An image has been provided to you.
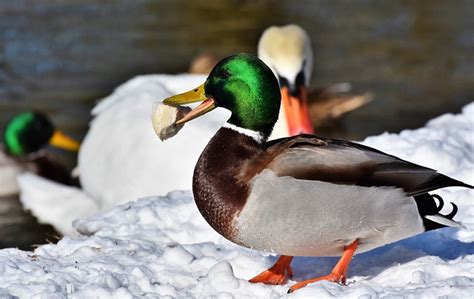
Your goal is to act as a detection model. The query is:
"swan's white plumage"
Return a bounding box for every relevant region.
[18,74,231,235]
[18,173,98,235]
[79,74,230,209]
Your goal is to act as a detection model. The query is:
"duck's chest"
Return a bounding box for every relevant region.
[192,128,263,241]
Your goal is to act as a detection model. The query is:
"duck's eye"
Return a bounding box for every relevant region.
[220,70,230,79]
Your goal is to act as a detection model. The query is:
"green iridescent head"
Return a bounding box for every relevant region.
[3,112,54,156]
[205,54,281,136]
[3,112,80,157]
[163,54,281,139]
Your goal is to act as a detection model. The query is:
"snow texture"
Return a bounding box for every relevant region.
[1,103,473,298]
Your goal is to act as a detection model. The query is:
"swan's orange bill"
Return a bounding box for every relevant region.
[281,86,314,135]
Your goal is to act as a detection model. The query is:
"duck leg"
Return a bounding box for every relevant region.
[249,255,293,285]
[288,239,359,293]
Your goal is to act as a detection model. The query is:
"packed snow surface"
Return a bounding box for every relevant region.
[1,103,473,298]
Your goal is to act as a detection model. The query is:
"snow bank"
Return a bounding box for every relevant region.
[0,103,473,298]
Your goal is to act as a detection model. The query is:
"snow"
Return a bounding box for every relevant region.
[1,103,473,298]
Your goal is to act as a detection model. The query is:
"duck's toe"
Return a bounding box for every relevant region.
[249,269,288,285]
[249,255,293,285]
[287,272,345,293]
[288,239,358,293]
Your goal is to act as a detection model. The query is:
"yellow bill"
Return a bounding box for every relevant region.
[163,83,216,125]
[49,130,80,151]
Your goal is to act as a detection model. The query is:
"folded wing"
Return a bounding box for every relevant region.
[257,135,472,196]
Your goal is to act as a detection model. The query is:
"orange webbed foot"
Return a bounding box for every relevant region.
[249,255,293,285]
[288,239,359,293]
[288,271,346,293]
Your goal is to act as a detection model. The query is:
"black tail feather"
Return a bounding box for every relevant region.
[414,193,460,231]
[431,194,444,211]
[446,202,458,219]
[412,174,474,196]
[435,174,473,189]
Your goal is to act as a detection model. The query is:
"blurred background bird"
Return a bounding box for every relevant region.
[0,111,80,248]
[1,111,79,197]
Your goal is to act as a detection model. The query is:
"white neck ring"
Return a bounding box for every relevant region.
[223,122,265,143]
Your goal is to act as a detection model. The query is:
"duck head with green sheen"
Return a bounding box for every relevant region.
[3,112,80,157]
[163,54,281,139]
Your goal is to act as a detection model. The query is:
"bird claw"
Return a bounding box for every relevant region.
[249,256,293,285]
[249,270,289,285]
[287,272,346,293]
[288,239,358,293]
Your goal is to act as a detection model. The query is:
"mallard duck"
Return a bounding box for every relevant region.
[160,54,473,293]
[1,111,80,197]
